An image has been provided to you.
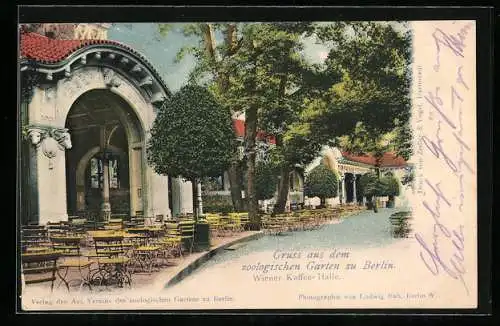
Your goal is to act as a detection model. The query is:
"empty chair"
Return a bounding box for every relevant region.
[46,221,70,237]
[178,220,195,255]
[21,225,50,252]
[21,251,61,292]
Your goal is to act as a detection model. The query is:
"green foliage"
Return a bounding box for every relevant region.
[401,166,415,186]
[359,172,379,198]
[147,85,234,181]
[255,161,279,200]
[158,23,173,36]
[313,21,412,158]
[202,194,234,214]
[304,164,339,201]
[359,171,400,198]
[159,22,413,218]
[380,174,401,197]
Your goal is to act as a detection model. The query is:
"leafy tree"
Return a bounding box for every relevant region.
[160,22,247,213]
[381,172,401,202]
[255,161,279,201]
[234,23,337,214]
[168,22,331,225]
[313,22,412,212]
[359,172,378,199]
[146,85,234,219]
[304,164,339,207]
[359,171,400,208]
[163,21,412,222]
[314,21,412,151]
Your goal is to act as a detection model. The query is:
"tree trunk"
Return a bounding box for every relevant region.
[202,24,216,64]
[373,159,381,213]
[272,70,292,215]
[274,165,291,214]
[228,162,244,211]
[245,104,259,229]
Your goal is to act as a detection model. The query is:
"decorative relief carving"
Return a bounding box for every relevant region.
[60,68,98,101]
[102,67,121,88]
[52,128,72,150]
[24,125,72,169]
[41,137,59,169]
[26,128,46,148]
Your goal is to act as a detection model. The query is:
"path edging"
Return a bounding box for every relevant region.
[164,231,265,288]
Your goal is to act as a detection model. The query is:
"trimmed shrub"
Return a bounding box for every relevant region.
[304,164,339,206]
[202,194,234,214]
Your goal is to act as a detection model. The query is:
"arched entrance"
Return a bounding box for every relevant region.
[65,89,144,219]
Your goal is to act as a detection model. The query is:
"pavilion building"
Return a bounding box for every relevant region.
[19,23,190,225]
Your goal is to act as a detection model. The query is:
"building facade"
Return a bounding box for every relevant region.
[305,146,411,208]
[19,24,192,225]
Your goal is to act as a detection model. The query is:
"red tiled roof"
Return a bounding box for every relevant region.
[19,30,172,96]
[232,119,276,144]
[20,31,124,64]
[233,119,245,138]
[341,151,406,167]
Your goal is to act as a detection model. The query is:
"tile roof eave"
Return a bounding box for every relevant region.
[337,158,374,168]
[20,39,172,98]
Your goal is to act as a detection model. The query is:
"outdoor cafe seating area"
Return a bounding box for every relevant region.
[20,212,255,293]
[20,206,363,293]
[260,205,363,235]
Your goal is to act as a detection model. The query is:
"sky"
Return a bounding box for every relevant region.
[107,23,331,93]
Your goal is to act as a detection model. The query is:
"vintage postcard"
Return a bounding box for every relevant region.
[18,17,479,311]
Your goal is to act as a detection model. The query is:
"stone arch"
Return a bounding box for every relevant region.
[56,66,158,217]
[50,66,154,133]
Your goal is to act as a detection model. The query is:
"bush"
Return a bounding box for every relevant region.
[202,194,234,214]
[380,174,400,201]
[304,164,339,206]
[359,172,378,198]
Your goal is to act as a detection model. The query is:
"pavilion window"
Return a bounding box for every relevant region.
[89,156,120,189]
[90,157,101,189]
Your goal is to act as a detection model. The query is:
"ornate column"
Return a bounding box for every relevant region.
[25,125,72,225]
[352,174,357,204]
[99,149,112,221]
[99,125,112,221]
